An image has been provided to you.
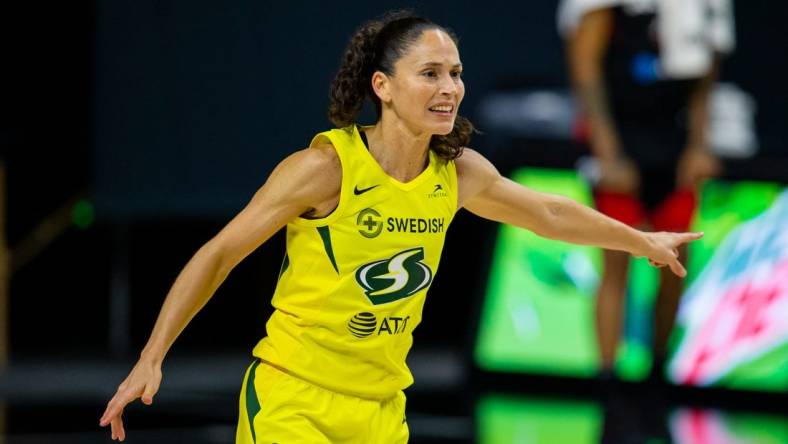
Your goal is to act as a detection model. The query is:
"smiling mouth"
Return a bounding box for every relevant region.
[428,105,454,115]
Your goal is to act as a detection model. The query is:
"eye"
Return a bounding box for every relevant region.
[422,70,438,78]
[451,70,463,79]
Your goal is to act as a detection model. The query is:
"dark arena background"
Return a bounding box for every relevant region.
[2,1,787,443]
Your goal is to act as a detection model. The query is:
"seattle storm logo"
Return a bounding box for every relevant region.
[355,247,433,305]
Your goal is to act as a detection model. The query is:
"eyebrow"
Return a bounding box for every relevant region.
[420,62,463,69]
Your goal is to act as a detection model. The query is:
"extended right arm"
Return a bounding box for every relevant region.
[99,144,341,441]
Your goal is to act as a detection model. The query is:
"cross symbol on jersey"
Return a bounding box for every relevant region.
[362,215,378,231]
[356,208,383,238]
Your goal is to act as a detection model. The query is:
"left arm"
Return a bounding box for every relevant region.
[456,149,701,277]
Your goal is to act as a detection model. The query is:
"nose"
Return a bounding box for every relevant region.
[438,73,457,97]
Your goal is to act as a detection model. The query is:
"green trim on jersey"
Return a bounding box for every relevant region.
[245,359,262,441]
[317,226,339,273]
[277,252,290,281]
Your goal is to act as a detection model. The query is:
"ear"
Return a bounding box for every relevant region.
[371,71,392,104]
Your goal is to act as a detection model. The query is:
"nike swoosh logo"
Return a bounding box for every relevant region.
[354,184,379,195]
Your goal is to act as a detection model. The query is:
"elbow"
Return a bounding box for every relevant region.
[199,239,235,279]
[537,196,571,239]
[546,197,566,219]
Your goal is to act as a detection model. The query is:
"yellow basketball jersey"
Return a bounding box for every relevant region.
[253,124,458,399]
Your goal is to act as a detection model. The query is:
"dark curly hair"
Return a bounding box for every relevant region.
[328,11,476,160]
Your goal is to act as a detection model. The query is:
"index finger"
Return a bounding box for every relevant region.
[679,231,704,243]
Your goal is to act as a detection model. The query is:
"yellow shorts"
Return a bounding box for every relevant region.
[236,359,409,444]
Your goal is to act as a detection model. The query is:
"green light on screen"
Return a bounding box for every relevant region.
[71,199,95,229]
[476,395,601,444]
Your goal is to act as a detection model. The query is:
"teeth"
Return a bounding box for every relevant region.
[430,105,453,112]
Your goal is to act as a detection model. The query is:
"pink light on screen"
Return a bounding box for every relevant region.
[671,409,750,444]
[673,260,788,386]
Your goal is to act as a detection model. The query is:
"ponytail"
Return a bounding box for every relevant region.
[327,20,382,128]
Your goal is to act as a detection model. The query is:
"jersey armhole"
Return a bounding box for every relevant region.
[291,135,349,228]
[447,156,459,214]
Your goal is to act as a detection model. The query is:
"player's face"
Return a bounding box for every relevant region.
[385,29,464,136]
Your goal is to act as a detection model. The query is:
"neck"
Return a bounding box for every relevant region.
[365,118,431,183]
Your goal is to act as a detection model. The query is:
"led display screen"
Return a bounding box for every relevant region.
[474,168,788,391]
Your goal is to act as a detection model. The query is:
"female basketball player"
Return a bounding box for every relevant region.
[100,11,701,443]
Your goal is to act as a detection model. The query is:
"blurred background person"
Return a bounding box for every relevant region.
[559,0,735,441]
[559,0,735,384]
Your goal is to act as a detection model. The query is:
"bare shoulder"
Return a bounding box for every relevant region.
[271,143,341,217]
[281,142,340,184]
[284,143,340,176]
[455,148,502,209]
[455,148,499,178]
[304,143,341,167]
